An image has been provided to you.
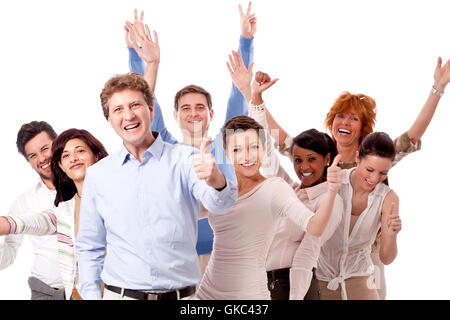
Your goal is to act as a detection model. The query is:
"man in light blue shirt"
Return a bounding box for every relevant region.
[124,3,256,264]
[75,73,237,300]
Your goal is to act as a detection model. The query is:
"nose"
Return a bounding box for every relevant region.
[124,107,136,121]
[70,152,79,163]
[38,152,47,164]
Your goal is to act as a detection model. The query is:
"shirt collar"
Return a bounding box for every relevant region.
[297,180,329,200]
[119,132,164,165]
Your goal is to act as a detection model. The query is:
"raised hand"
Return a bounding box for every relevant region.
[226,50,254,101]
[194,138,226,190]
[239,1,257,39]
[386,202,402,236]
[326,154,343,193]
[126,20,160,65]
[433,56,450,92]
[124,9,145,48]
[252,71,279,95]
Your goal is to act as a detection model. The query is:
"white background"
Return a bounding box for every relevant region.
[0,0,449,299]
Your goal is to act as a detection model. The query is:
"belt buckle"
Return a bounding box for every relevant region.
[144,292,159,300]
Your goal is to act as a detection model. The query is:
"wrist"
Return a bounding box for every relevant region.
[432,82,446,94]
[251,92,263,105]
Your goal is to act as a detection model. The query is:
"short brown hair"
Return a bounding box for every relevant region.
[16,121,57,159]
[222,115,266,148]
[100,73,154,119]
[324,91,377,143]
[174,85,212,111]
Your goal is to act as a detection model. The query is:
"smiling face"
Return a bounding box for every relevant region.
[107,89,154,150]
[175,92,213,139]
[225,129,264,178]
[58,138,97,184]
[354,154,392,191]
[24,131,54,183]
[292,145,330,188]
[332,110,363,149]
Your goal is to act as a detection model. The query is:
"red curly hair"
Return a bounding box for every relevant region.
[324,91,377,143]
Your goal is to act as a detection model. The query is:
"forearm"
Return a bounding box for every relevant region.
[2,212,56,236]
[379,235,398,265]
[407,90,441,144]
[128,47,146,75]
[143,62,159,94]
[196,178,237,215]
[306,190,337,237]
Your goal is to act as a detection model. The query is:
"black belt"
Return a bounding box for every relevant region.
[267,268,290,280]
[104,284,195,300]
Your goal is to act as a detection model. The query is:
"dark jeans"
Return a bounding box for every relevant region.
[267,268,321,300]
[28,276,65,300]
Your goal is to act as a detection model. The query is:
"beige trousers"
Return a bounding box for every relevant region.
[318,276,380,300]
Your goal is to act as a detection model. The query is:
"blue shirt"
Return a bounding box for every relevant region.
[128,36,254,255]
[75,133,237,300]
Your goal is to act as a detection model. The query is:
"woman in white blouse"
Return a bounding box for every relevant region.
[316,131,402,300]
[0,128,108,300]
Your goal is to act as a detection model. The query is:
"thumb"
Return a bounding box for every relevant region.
[330,154,342,167]
[436,56,443,70]
[388,202,395,215]
[200,138,212,155]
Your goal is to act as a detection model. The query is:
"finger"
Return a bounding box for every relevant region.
[139,10,144,23]
[248,62,254,74]
[134,8,138,23]
[255,71,264,83]
[226,61,233,75]
[247,1,252,15]
[261,78,279,90]
[331,154,342,167]
[228,54,236,72]
[153,30,159,45]
[238,4,244,17]
[200,138,212,154]
[145,24,153,42]
[436,56,442,70]
[233,50,242,69]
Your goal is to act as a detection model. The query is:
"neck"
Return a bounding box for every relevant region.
[124,132,156,162]
[236,171,266,195]
[183,134,204,149]
[74,180,83,198]
[42,178,55,191]
[349,169,369,195]
[337,143,359,162]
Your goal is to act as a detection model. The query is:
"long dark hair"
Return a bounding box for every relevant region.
[51,129,108,206]
[358,132,395,185]
[291,129,337,179]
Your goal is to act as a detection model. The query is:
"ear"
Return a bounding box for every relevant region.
[58,161,64,172]
[355,151,360,164]
[173,110,179,122]
[209,108,214,121]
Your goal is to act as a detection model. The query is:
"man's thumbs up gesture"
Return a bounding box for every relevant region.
[194,138,227,190]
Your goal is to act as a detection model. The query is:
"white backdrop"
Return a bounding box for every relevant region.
[0,0,449,299]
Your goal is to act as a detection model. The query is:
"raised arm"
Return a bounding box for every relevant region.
[125,9,146,75]
[406,57,450,144]
[125,9,177,144]
[379,191,401,265]
[222,2,256,126]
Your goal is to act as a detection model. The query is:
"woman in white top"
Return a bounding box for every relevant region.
[317,131,402,300]
[229,65,345,300]
[196,115,343,299]
[0,128,108,300]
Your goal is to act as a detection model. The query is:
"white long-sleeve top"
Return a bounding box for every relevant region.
[316,168,391,299]
[6,197,78,300]
[0,180,63,289]
[249,103,344,299]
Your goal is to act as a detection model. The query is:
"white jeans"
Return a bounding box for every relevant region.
[103,287,199,300]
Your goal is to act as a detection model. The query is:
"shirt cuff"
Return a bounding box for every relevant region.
[128,47,141,61]
[239,35,254,49]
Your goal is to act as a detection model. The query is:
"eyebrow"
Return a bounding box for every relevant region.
[62,145,85,153]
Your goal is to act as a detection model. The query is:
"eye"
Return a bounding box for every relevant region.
[114,107,122,113]
[131,103,140,109]
[308,157,317,162]
[250,145,259,150]
[336,114,345,119]
[29,154,36,160]
[232,147,241,153]
[62,154,69,159]
[366,168,374,173]
[294,158,302,164]
[350,115,360,121]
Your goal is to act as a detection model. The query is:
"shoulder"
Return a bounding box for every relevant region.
[382,189,399,207]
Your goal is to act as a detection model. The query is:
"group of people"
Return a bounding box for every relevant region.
[0,2,449,300]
